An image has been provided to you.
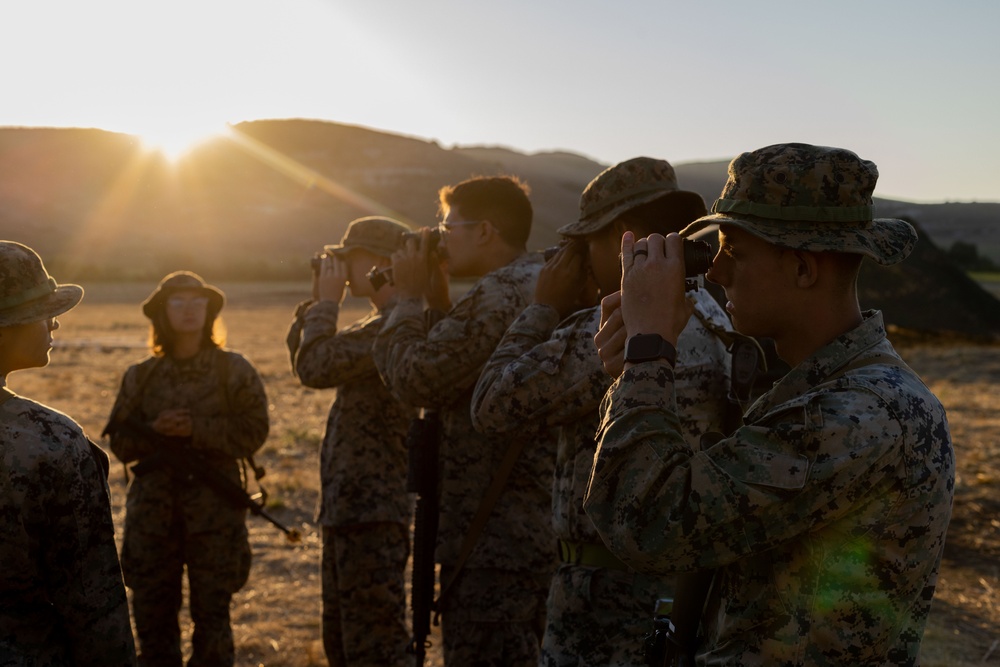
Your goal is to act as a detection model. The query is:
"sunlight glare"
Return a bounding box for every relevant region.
[136,120,231,161]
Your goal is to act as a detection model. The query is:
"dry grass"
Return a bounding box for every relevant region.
[8,282,999,666]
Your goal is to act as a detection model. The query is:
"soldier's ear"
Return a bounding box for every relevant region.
[788,249,820,289]
[477,219,499,246]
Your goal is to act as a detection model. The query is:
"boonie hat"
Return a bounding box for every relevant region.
[558,157,706,237]
[142,271,225,319]
[0,241,83,327]
[325,216,411,257]
[680,143,917,266]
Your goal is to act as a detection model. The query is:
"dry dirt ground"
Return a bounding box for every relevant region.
[8,281,999,666]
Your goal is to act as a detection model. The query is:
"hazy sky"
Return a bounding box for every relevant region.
[3,0,998,203]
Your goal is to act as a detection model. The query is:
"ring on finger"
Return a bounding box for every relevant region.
[633,248,648,257]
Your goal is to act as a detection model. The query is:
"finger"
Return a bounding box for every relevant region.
[646,233,667,259]
[595,304,625,349]
[620,231,635,275]
[599,291,622,326]
[605,317,627,353]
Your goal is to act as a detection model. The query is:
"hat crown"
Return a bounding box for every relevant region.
[580,157,682,222]
[157,271,209,291]
[0,242,56,313]
[714,143,878,222]
[142,270,225,318]
[331,216,411,257]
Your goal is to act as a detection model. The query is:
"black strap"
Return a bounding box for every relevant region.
[435,436,525,610]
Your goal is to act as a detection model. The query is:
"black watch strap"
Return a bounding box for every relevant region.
[624,333,677,366]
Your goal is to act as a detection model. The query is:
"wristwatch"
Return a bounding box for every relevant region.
[624,333,677,366]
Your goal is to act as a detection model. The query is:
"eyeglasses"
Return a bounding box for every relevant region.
[166,296,209,309]
[437,220,483,233]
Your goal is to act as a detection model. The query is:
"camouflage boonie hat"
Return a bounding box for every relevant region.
[680,143,917,266]
[558,157,706,237]
[142,271,225,319]
[0,241,83,327]
[325,216,411,257]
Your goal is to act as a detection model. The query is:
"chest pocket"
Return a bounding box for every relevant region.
[713,399,815,490]
[717,443,809,490]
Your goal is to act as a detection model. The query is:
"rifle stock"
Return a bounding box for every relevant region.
[404,410,441,665]
[111,417,301,543]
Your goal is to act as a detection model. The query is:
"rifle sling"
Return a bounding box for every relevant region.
[435,436,525,610]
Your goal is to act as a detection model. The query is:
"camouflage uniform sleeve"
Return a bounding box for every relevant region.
[46,418,137,664]
[285,298,312,373]
[105,362,155,464]
[373,281,529,408]
[472,304,607,433]
[292,300,382,389]
[583,363,905,575]
[191,351,270,458]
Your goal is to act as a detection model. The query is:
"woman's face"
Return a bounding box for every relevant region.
[164,288,209,335]
[0,317,59,375]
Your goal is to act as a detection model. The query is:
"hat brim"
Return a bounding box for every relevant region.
[326,243,396,258]
[559,190,706,238]
[142,285,225,318]
[680,212,916,266]
[0,284,83,327]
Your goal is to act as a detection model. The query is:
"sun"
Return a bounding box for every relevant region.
[134,119,231,161]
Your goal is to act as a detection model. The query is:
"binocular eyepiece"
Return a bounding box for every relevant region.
[681,239,714,277]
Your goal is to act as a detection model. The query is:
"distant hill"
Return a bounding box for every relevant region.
[1,120,999,338]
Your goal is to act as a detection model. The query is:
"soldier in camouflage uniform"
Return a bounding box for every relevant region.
[472,158,735,666]
[0,241,137,666]
[286,216,415,666]
[105,271,269,667]
[372,176,555,666]
[587,143,955,666]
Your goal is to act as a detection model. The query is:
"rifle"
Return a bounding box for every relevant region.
[404,409,441,666]
[108,417,301,543]
[643,571,715,666]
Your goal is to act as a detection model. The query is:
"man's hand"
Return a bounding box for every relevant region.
[391,229,434,300]
[317,255,348,304]
[595,290,627,377]
[152,408,193,438]
[535,241,590,320]
[618,231,693,349]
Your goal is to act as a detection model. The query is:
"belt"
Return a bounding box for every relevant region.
[558,539,630,571]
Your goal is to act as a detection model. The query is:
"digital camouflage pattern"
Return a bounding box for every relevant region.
[0,390,136,666]
[287,299,413,527]
[558,157,705,237]
[541,565,671,667]
[680,143,918,266]
[0,241,82,327]
[321,523,410,667]
[324,216,411,257]
[472,290,733,667]
[437,567,549,667]
[584,311,955,666]
[287,298,413,666]
[106,348,268,667]
[372,252,555,660]
[373,252,554,572]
